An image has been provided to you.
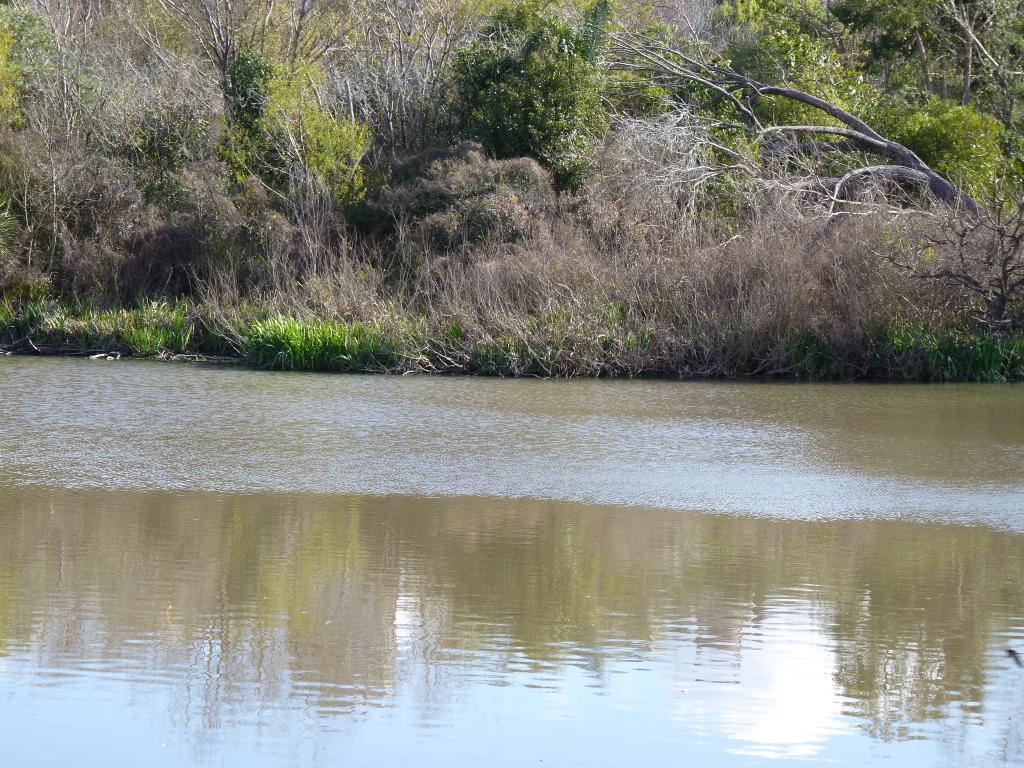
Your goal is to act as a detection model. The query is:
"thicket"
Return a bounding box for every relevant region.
[0,0,1021,380]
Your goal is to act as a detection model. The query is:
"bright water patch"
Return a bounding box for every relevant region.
[0,358,1023,766]
[1,357,1022,527]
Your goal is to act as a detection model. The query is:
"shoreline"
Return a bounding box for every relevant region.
[3,299,1022,382]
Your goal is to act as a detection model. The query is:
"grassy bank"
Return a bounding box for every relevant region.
[3,299,1022,382]
[1,1,1022,389]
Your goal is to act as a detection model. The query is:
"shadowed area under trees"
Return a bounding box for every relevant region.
[0,0,1022,379]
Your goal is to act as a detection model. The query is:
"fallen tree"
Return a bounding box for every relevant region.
[608,31,984,216]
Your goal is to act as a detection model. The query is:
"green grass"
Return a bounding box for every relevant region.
[0,299,210,356]
[244,315,400,372]
[1,298,1023,381]
[881,322,1024,382]
[786,323,1024,382]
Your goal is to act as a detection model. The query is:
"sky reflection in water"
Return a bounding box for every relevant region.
[0,358,1023,766]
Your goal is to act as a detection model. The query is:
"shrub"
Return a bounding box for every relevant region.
[420,188,535,246]
[0,2,51,127]
[453,1,610,190]
[219,51,370,206]
[121,91,215,205]
[218,48,282,186]
[0,19,17,126]
[357,141,555,247]
[871,96,1007,198]
[224,47,273,133]
[266,69,371,206]
[721,0,871,123]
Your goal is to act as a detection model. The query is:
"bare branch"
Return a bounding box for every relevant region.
[607,28,984,216]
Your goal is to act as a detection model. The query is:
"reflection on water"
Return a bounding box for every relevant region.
[2,489,1024,767]
[1,357,1023,766]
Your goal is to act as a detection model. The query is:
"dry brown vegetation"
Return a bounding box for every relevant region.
[187,142,1015,379]
[0,0,1021,379]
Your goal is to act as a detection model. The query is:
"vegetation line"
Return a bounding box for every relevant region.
[2,299,1022,382]
[0,0,1021,382]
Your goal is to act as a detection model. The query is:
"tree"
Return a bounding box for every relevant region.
[154,0,352,85]
[833,0,1024,124]
[609,29,985,213]
[453,0,610,190]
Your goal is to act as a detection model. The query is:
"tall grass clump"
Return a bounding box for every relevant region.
[244,316,401,372]
[880,323,1024,382]
[0,298,226,357]
[781,324,1024,382]
[114,301,196,356]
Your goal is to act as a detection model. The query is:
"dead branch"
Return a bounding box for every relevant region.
[608,30,983,216]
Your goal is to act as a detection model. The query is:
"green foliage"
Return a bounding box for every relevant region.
[721,0,832,35]
[721,0,870,122]
[0,189,25,296]
[219,48,281,185]
[219,51,370,205]
[225,48,273,133]
[604,70,672,117]
[871,96,1007,196]
[218,121,284,188]
[3,295,1024,381]
[266,70,372,205]
[0,2,51,127]
[830,0,937,70]
[831,0,1024,134]
[244,315,399,372]
[0,22,16,125]
[717,0,1013,193]
[453,1,610,190]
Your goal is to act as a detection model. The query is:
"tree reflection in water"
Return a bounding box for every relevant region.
[1,488,1022,765]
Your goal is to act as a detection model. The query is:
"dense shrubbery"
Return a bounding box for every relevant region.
[357,141,555,246]
[220,49,371,204]
[0,0,1021,378]
[872,97,1007,197]
[453,1,609,190]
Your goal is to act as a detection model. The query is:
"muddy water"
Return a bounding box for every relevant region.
[1,358,1022,766]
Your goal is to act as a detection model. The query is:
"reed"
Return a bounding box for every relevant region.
[243,315,401,372]
[3,297,1023,382]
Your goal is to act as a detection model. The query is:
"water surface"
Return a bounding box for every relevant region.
[1,358,1022,766]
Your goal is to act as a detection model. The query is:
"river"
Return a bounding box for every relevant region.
[1,357,1022,766]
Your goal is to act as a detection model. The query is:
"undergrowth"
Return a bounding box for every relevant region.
[2,298,1022,382]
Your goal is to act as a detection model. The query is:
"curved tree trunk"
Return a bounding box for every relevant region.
[609,33,984,216]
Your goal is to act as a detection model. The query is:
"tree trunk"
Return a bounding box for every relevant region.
[914,30,932,93]
[961,36,973,105]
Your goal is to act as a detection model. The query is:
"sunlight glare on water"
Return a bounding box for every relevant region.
[0,357,1022,767]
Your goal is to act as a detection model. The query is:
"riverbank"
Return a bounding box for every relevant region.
[1,0,1021,386]
[3,298,1022,381]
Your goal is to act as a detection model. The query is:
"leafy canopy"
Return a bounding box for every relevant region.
[453,0,610,190]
